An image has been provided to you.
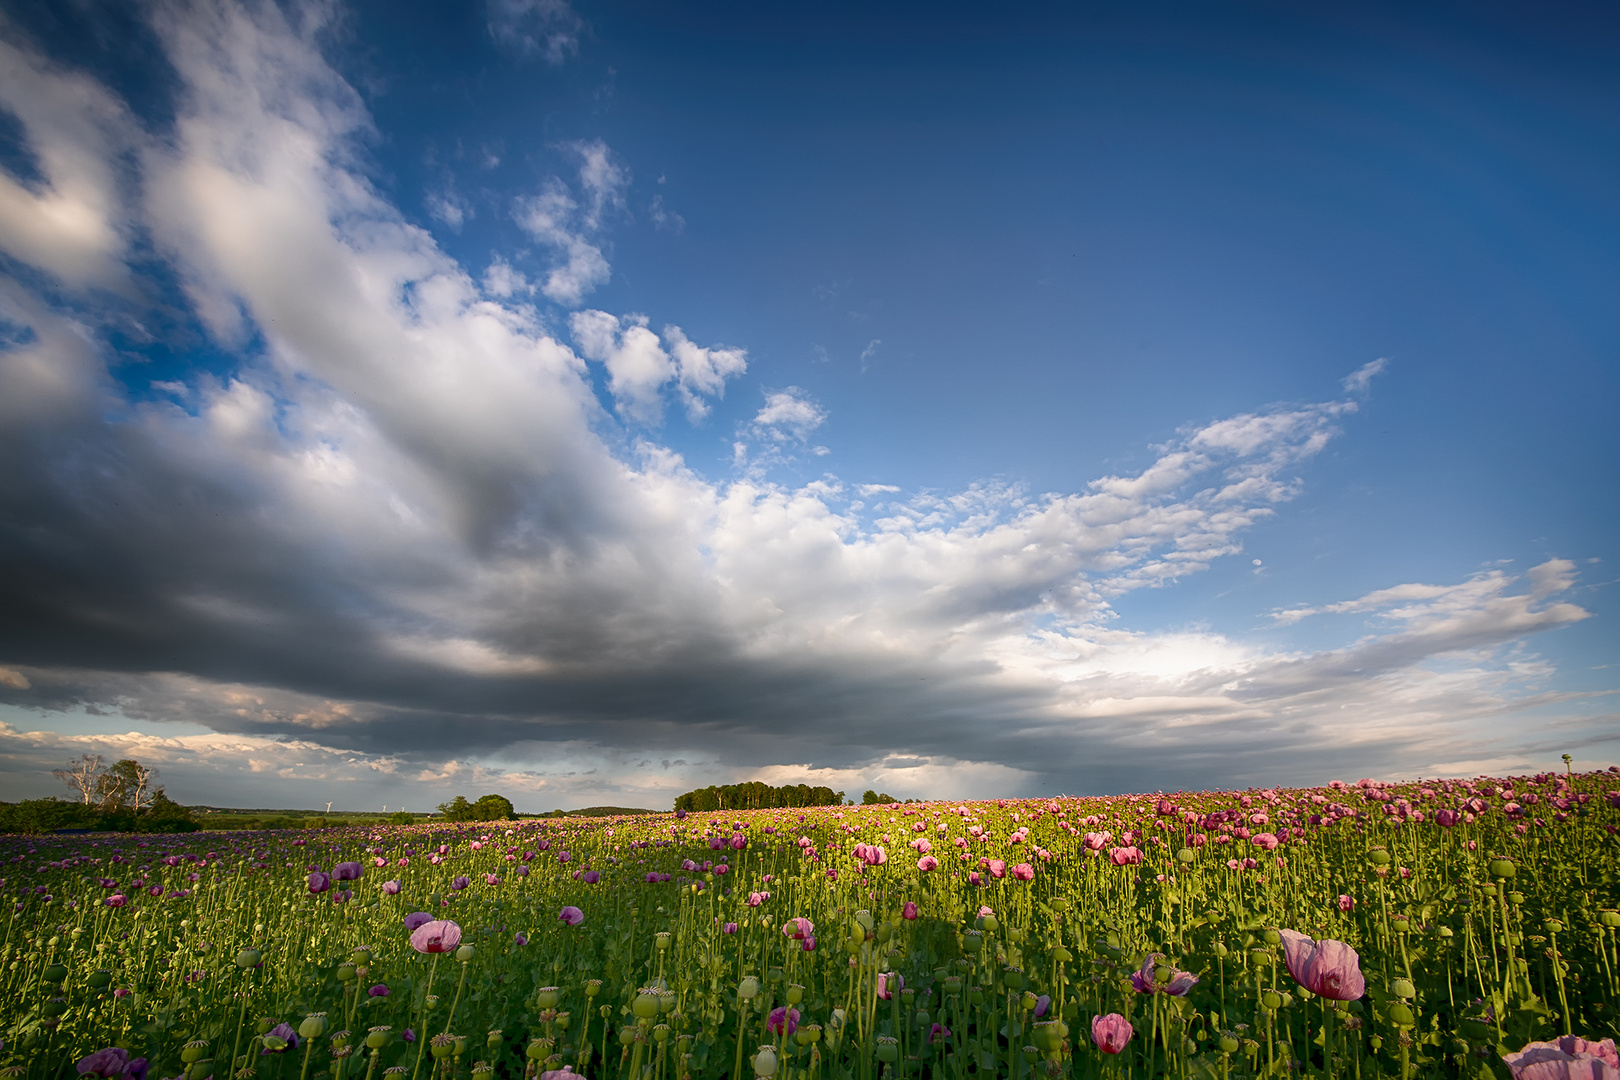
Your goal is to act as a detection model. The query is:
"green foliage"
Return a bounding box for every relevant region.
[438,793,515,821]
[389,810,416,825]
[861,789,897,804]
[674,781,845,812]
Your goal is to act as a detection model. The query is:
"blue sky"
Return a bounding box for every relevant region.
[0,0,1614,810]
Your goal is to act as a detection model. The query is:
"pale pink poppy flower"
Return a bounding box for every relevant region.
[1278,929,1365,1001]
[559,906,584,926]
[1109,846,1142,866]
[877,972,904,1000]
[409,919,462,954]
[782,917,814,940]
[1337,894,1354,912]
[1505,1036,1620,1079]
[1010,863,1035,882]
[916,855,939,872]
[1129,953,1198,996]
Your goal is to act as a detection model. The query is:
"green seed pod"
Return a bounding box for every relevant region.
[1002,966,1024,990]
[535,987,561,1009]
[980,914,999,933]
[235,949,261,970]
[42,998,68,1018]
[961,930,984,953]
[366,1027,392,1051]
[1049,945,1073,963]
[1021,1045,1041,1065]
[969,987,985,1006]
[1262,991,1283,1010]
[754,1045,780,1076]
[633,991,661,1019]
[1602,911,1620,929]
[1032,1021,1062,1053]
[42,964,68,984]
[785,983,804,1005]
[186,1061,212,1080]
[87,970,112,989]
[658,989,676,1014]
[526,1039,549,1061]
[330,1031,351,1050]
[1508,892,1525,906]
[943,975,963,997]
[430,1034,456,1060]
[1176,848,1196,864]
[1436,926,1454,939]
[1391,979,1416,999]
[584,978,603,997]
[654,932,672,951]
[1545,919,1566,934]
[470,1065,494,1080]
[1261,929,1280,945]
[738,976,760,1001]
[797,1024,822,1046]
[455,944,476,963]
[653,1024,671,1043]
[352,947,372,965]
[1387,1003,1416,1028]
[1367,848,1392,866]
[1488,858,1516,879]
[299,1014,329,1040]
[1050,897,1072,913]
[554,1013,571,1031]
[336,963,357,982]
[181,1041,210,1064]
[1390,917,1410,933]
[874,1037,898,1064]
[1218,1033,1241,1054]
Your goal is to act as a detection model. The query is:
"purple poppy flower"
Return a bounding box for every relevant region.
[403,911,434,932]
[261,1023,299,1054]
[76,1047,145,1079]
[581,870,600,884]
[514,932,529,945]
[558,905,584,926]
[450,876,470,891]
[381,880,401,895]
[368,984,389,998]
[307,872,331,894]
[333,862,364,882]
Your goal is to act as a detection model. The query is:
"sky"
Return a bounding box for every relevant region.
[0,0,1615,812]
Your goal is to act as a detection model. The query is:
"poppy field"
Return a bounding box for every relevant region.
[4,770,1620,1080]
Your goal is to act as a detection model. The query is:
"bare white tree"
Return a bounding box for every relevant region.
[53,754,106,805]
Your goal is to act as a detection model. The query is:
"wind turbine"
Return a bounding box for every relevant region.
[325,801,334,814]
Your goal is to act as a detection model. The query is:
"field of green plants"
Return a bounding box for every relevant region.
[4,770,1619,1080]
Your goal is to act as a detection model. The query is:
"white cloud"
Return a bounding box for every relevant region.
[1342,357,1388,394]
[752,388,827,442]
[0,36,135,291]
[426,187,471,230]
[513,182,611,305]
[664,326,746,421]
[570,310,674,424]
[648,194,684,233]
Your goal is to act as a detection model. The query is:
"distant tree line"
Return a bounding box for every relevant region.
[0,755,199,834]
[674,782,845,812]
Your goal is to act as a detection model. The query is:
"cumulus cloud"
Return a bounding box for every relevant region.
[0,3,1604,808]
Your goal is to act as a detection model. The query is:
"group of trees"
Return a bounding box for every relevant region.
[0,755,199,834]
[436,794,516,822]
[674,782,846,812]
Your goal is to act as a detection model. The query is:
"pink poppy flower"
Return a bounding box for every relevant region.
[1337,894,1354,912]
[916,855,939,872]
[987,859,1007,879]
[1010,863,1035,882]
[1129,953,1198,996]
[409,920,462,954]
[929,1023,952,1045]
[1278,929,1366,1001]
[783,917,814,941]
[382,880,401,895]
[558,905,584,926]
[877,972,904,1000]
[902,901,919,920]
[723,922,739,934]
[1109,846,1142,866]
[308,871,331,894]
[1091,1013,1133,1054]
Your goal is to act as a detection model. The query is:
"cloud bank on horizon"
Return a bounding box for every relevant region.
[0,0,1611,810]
